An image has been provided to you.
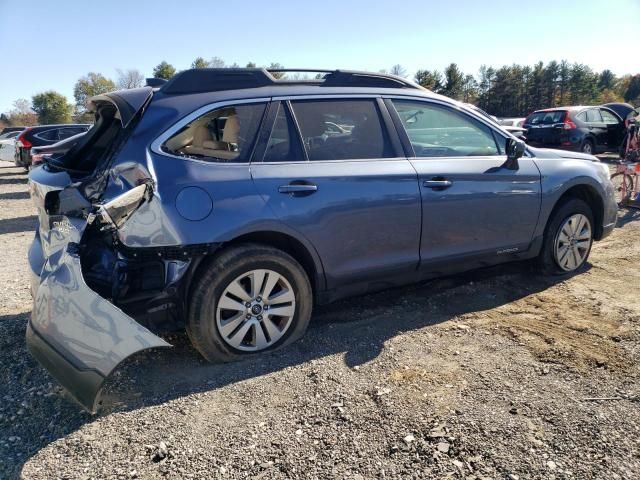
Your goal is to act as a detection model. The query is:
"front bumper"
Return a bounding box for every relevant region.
[27,218,170,412]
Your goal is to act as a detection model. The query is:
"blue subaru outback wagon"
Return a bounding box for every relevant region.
[26,68,617,411]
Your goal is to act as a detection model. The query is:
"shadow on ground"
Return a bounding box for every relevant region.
[0,215,37,235]
[616,207,640,228]
[0,260,577,479]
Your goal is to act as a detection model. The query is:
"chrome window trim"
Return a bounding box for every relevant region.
[150,97,271,166]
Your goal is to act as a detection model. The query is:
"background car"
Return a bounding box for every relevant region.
[499,117,526,128]
[14,123,91,169]
[0,130,22,162]
[465,104,527,139]
[523,106,625,154]
[0,126,26,136]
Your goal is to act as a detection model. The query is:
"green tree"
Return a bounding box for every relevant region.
[73,72,116,111]
[414,69,443,92]
[598,69,616,91]
[441,63,465,100]
[246,62,257,68]
[153,61,176,80]
[32,91,73,124]
[191,57,208,69]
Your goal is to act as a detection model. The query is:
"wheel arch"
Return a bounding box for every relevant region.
[547,183,605,239]
[187,229,326,307]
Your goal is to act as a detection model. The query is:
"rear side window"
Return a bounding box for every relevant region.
[586,109,602,123]
[290,99,395,161]
[34,129,59,141]
[526,111,566,125]
[58,127,86,140]
[163,103,266,162]
[392,99,500,157]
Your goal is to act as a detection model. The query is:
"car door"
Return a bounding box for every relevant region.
[251,98,421,289]
[385,98,541,271]
[599,108,624,151]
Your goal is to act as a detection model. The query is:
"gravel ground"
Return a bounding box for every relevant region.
[1,160,639,479]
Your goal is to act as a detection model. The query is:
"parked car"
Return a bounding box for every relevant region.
[0,130,22,162]
[499,117,526,128]
[15,123,91,169]
[26,68,617,412]
[0,126,27,136]
[523,106,625,154]
[465,104,527,139]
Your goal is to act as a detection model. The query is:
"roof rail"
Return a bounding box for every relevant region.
[160,68,423,95]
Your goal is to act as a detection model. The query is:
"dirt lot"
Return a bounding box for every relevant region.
[1,161,639,479]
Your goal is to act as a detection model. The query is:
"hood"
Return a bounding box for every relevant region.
[528,146,599,162]
[87,87,153,128]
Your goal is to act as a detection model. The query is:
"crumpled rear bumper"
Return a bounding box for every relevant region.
[27,219,170,413]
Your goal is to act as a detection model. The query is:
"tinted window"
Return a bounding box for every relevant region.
[586,109,603,123]
[58,127,86,140]
[526,111,566,125]
[163,103,266,162]
[600,109,619,124]
[290,99,394,161]
[263,103,305,162]
[392,100,500,157]
[35,129,59,141]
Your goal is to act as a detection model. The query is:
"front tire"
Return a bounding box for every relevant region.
[537,198,594,275]
[610,172,633,205]
[187,244,313,363]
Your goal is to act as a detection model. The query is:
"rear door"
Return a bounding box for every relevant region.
[387,98,541,270]
[251,98,421,289]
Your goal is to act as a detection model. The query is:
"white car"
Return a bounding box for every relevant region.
[0,130,21,162]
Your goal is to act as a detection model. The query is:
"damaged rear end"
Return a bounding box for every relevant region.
[27,87,171,412]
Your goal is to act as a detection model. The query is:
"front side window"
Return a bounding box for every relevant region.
[600,109,619,125]
[289,99,394,161]
[392,100,500,157]
[163,103,266,162]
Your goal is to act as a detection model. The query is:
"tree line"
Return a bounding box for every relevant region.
[2,58,639,127]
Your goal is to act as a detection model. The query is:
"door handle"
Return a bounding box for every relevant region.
[423,179,452,189]
[278,183,318,195]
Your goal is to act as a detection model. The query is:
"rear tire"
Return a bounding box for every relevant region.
[187,243,313,363]
[537,198,594,275]
[581,139,595,155]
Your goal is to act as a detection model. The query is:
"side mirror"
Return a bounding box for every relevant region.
[503,138,526,170]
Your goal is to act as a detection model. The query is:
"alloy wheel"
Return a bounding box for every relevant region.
[554,213,592,271]
[216,269,296,351]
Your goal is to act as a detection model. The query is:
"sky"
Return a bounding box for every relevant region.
[0,0,638,113]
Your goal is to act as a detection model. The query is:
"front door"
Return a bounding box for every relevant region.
[251,98,421,289]
[387,98,542,270]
